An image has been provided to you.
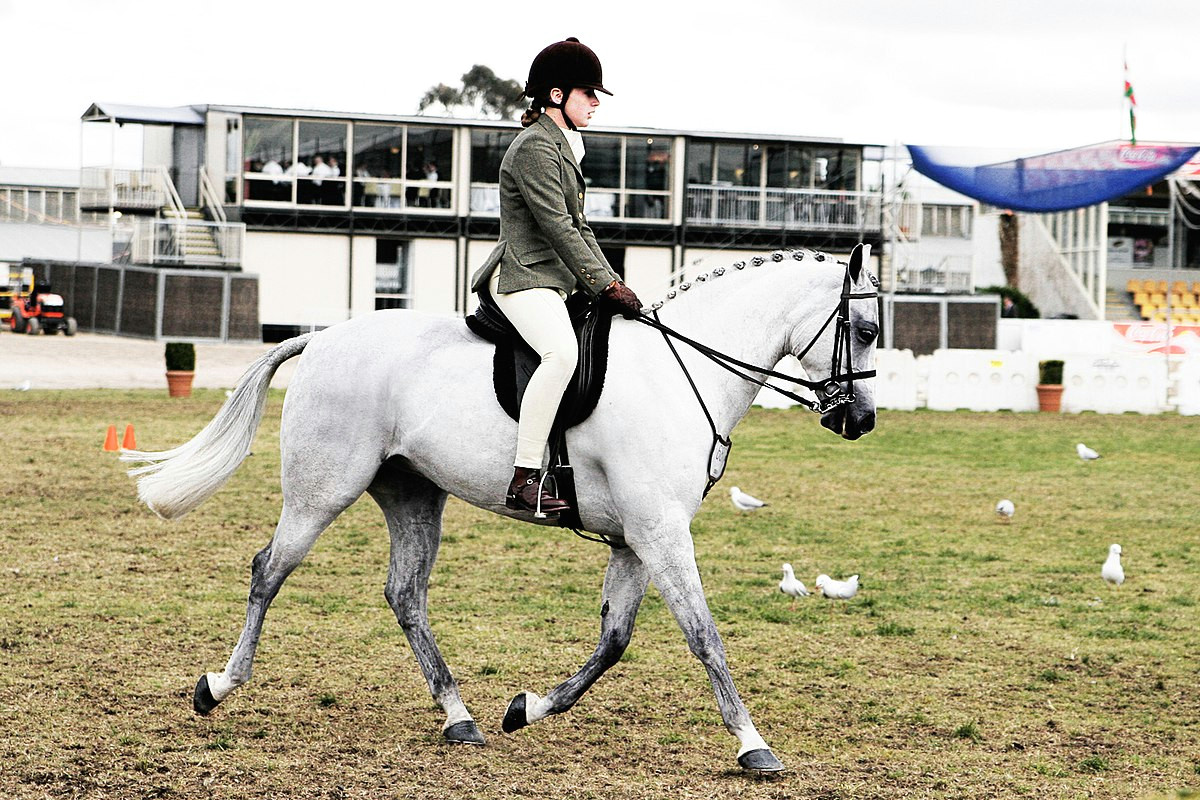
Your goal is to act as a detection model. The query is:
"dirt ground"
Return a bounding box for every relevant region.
[0,330,295,390]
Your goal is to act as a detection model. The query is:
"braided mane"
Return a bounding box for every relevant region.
[649,248,875,310]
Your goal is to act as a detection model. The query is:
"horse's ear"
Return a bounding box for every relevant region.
[849,243,869,282]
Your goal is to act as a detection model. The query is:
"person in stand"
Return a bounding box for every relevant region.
[469,36,642,516]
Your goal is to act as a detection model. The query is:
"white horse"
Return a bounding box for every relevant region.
[124,245,879,773]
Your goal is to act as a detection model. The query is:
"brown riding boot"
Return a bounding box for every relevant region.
[506,466,571,516]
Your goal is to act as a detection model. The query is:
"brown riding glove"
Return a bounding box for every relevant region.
[601,280,643,319]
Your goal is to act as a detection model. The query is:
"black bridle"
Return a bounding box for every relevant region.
[636,257,879,415]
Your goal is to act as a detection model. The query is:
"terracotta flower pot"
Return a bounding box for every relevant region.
[1035,384,1063,412]
[166,370,195,398]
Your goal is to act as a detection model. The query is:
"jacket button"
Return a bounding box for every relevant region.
[578,192,584,200]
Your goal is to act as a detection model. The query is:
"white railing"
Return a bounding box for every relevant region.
[199,168,227,223]
[131,217,245,267]
[685,185,882,232]
[80,167,166,211]
[893,255,973,293]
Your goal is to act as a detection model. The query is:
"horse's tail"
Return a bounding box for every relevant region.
[121,333,315,520]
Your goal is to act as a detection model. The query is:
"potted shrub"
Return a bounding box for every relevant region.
[165,342,196,398]
[1036,359,1064,412]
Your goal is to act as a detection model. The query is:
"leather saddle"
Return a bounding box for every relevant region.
[465,285,615,531]
[466,284,613,432]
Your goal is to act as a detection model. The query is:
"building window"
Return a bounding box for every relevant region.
[469,129,518,213]
[375,239,411,309]
[349,124,455,212]
[579,134,672,222]
[243,117,293,202]
[921,204,972,238]
[296,120,347,206]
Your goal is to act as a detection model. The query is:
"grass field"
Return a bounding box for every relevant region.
[2,390,1199,799]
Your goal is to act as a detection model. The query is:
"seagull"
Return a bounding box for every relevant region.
[730,486,767,511]
[1101,543,1124,587]
[779,564,809,605]
[816,573,859,602]
[14,379,31,391]
[995,499,1015,523]
[1077,443,1101,461]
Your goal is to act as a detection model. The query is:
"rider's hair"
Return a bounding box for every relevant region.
[520,100,544,128]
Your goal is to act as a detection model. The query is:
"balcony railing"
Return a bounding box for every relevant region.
[130,217,245,268]
[1108,205,1169,227]
[686,185,882,232]
[894,255,973,293]
[80,167,166,212]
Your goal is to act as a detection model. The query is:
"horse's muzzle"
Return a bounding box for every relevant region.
[820,404,875,440]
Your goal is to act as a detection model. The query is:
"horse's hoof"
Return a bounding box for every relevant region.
[193,674,219,716]
[443,720,486,746]
[738,748,785,773]
[501,692,528,733]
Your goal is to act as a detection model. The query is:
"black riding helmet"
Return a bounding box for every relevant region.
[524,36,612,109]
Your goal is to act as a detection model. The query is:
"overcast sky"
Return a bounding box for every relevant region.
[1,0,1196,170]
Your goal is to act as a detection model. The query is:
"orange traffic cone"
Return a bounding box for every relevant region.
[103,425,119,452]
[122,424,136,449]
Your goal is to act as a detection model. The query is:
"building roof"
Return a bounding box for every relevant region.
[81,102,205,126]
[0,166,80,188]
[205,102,871,147]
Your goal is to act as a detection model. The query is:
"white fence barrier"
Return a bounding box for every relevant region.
[1177,358,1200,416]
[925,349,1038,412]
[873,349,919,411]
[1062,355,1168,415]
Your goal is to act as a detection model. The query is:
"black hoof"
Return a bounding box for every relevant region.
[501,692,528,733]
[738,748,785,773]
[193,674,219,716]
[443,720,486,746]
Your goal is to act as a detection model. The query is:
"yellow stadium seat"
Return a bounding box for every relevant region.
[1150,292,1167,306]
[1180,293,1198,307]
[1152,311,1167,322]
[1127,279,1141,293]
[1134,291,1150,306]
[1192,281,1200,295]
[1156,280,1169,293]
[1143,279,1160,293]
[1172,280,1189,294]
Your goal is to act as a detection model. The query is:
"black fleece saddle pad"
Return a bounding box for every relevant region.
[465,286,613,432]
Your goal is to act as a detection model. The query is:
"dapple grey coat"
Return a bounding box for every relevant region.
[470,113,620,297]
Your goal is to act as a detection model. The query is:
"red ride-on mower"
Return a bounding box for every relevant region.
[9,277,77,336]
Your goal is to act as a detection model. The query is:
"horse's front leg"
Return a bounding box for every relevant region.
[502,545,649,731]
[634,519,784,773]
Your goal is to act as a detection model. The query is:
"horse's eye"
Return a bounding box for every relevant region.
[856,324,878,344]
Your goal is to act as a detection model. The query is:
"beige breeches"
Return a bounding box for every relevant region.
[489,266,578,468]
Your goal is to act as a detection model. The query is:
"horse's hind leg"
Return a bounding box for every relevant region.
[193,498,350,714]
[368,466,483,745]
[502,545,649,732]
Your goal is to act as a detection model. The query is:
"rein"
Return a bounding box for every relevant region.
[636,260,878,498]
[638,264,878,415]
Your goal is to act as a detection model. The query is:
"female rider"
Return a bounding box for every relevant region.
[469,37,643,516]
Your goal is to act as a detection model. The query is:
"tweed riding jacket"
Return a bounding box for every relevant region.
[470,113,620,297]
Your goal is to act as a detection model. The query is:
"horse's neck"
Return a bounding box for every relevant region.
[652,268,821,434]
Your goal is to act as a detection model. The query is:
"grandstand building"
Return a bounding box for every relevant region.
[66,102,885,341]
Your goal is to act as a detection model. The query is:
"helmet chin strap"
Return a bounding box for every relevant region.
[548,87,578,130]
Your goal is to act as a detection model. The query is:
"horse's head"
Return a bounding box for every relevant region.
[791,244,879,440]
